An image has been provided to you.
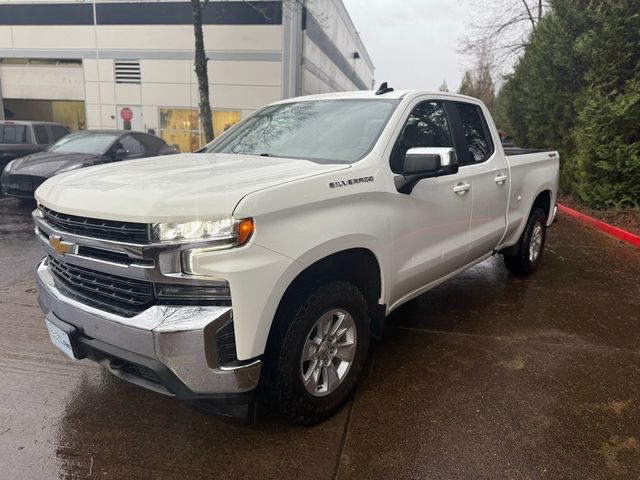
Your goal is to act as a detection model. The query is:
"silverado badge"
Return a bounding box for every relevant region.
[329,176,374,188]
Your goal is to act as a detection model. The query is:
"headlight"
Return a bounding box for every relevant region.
[55,163,85,175]
[151,217,254,247]
[3,159,16,173]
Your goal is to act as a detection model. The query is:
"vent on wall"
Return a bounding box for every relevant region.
[114,60,141,84]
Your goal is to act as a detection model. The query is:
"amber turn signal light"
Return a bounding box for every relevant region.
[237,218,254,246]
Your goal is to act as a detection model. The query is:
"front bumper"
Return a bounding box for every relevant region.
[36,258,262,400]
[1,172,44,198]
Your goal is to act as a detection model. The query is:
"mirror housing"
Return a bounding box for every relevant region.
[395,147,459,194]
[112,148,127,160]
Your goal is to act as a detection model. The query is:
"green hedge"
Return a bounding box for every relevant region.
[495,0,640,209]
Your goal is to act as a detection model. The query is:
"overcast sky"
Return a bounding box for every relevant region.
[342,0,474,92]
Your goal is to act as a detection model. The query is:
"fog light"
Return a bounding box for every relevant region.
[155,282,231,302]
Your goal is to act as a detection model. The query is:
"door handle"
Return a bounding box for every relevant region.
[494,174,508,185]
[453,183,471,195]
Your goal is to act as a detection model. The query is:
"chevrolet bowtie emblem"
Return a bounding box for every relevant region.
[49,235,76,256]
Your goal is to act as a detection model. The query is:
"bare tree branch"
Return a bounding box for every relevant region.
[460,0,550,81]
[521,0,537,31]
[538,0,543,21]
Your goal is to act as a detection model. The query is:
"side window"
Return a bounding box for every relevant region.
[133,133,165,155]
[455,102,494,163]
[51,125,70,142]
[0,125,31,144]
[119,135,145,157]
[390,101,453,173]
[33,125,50,145]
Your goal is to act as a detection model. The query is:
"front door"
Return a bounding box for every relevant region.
[388,99,472,307]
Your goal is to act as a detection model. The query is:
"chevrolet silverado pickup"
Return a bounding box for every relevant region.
[33,88,559,424]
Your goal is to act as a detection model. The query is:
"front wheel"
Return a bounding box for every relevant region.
[503,207,547,275]
[271,281,371,425]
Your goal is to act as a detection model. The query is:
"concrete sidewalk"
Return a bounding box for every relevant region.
[1,209,639,479]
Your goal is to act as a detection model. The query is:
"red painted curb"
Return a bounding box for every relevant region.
[557,203,640,249]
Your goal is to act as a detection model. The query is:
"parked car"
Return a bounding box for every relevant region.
[1,129,176,199]
[0,120,70,174]
[32,89,559,424]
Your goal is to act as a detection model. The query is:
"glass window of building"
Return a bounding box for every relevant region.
[159,108,241,153]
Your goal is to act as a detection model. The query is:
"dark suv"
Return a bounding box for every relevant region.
[0,121,70,174]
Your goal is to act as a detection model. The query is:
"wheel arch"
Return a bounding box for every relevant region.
[264,247,385,367]
[500,188,554,255]
[532,189,552,223]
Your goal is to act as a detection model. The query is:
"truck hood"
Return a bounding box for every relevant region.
[35,153,350,222]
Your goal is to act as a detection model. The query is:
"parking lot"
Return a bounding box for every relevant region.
[1,195,639,479]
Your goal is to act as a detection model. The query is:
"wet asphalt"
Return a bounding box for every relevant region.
[1,194,639,479]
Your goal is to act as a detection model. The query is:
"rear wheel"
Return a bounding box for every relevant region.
[503,207,547,275]
[271,281,370,425]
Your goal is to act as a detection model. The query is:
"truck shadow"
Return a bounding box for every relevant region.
[51,242,584,478]
[53,366,349,479]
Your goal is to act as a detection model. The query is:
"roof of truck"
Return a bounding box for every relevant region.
[271,89,481,105]
[0,120,66,126]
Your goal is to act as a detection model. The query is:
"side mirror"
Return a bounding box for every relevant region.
[403,149,442,175]
[112,148,127,160]
[395,147,459,194]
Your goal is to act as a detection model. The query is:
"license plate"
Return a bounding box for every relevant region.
[8,182,31,191]
[45,319,76,360]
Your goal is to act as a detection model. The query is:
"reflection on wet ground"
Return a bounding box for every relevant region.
[1,195,639,479]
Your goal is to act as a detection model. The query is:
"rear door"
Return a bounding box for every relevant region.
[448,101,508,261]
[32,124,51,147]
[388,99,472,306]
[0,123,36,168]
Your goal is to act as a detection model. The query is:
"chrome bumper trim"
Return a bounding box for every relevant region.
[36,258,261,395]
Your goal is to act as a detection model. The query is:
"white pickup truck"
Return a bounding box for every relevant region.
[33,88,559,424]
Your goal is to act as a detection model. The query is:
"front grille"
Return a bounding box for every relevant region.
[76,245,154,267]
[48,256,154,317]
[40,206,150,244]
[2,173,43,195]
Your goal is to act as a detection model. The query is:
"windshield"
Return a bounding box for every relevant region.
[49,132,119,155]
[205,99,400,163]
[0,124,30,144]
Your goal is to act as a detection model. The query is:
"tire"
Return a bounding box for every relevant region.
[503,207,547,275]
[271,280,371,425]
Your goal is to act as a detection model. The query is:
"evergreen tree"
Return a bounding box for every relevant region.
[493,0,640,207]
[572,0,640,207]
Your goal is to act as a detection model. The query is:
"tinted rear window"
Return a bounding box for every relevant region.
[0,124,31,144]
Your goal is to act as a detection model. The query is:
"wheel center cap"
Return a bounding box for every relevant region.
[318,341,330,358]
